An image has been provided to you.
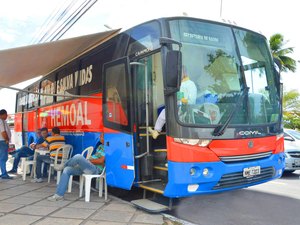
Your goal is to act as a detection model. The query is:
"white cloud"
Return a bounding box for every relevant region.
[0,30,17,43]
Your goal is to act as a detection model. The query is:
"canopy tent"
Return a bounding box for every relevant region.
[0,29,120,87]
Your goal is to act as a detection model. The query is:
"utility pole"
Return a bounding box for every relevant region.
[220,0,223,18]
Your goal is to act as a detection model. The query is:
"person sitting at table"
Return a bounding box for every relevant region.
[8,128,48,174]
[31,127,65,183]
[47,133,105,201]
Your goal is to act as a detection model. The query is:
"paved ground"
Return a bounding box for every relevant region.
[0,160,167,225]
[168,171,300,225]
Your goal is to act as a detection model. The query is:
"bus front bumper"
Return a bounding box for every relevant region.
[163,152,285,198]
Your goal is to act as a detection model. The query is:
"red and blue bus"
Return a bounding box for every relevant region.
[15,17,284,201]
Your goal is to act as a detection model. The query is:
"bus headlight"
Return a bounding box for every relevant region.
[190,167,200,177]
[174,138,211,147]
[190,168,196,176]
[203,168,209,176]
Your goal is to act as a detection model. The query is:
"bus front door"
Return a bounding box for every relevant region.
[103,57,135,190]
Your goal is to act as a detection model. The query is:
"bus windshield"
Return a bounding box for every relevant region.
[169,19,280,126]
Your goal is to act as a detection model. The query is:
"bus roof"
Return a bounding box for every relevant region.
[0,29,120,87]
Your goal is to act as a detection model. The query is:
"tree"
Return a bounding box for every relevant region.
[283,90,300,129]
[269,33,297,73]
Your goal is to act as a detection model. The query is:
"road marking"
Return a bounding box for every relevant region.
[269,181,287,185]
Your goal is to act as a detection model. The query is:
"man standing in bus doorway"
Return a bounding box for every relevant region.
[0,109,12,179]
[47,133,105,201]
[148,66,197,139]
[31,127,65,183]
[8,128,49,174]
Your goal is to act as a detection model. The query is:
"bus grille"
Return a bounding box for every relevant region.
[213,166,274,190]
[219,151,272,163]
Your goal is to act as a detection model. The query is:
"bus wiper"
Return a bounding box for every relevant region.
[212,87,249,136]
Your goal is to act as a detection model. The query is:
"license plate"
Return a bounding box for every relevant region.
[243,166,261,178]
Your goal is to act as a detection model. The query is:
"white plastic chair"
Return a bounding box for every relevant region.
[21,157,35,181]
[48,144,73,184]
[67,146,94,192]
[79,167,107,202]
[22,148,50,180]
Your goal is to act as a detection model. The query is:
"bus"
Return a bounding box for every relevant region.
[15,16,285,204]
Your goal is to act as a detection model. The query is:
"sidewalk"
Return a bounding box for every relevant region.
[0,168,166,225]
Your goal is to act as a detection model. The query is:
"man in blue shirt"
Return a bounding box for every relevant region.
[8,127,48,173]
[47,133,105,201]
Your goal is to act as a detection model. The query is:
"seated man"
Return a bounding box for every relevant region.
[47,133,105,201]
[8,128,48,173]
[31,127,65,183]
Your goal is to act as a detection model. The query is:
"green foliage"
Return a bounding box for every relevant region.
[283,90,300,129]
[204,50,236,93]
[269,33,297,73]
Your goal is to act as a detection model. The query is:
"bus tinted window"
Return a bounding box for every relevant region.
[127,21,161,57]
[56,62,79,102]
[80,44,115,95]
[234,29,280,124]
[27,83,39,109]
[16,92,27,112]
[40,74,56,106]
[105,63,129,126]
[169,19,244,125]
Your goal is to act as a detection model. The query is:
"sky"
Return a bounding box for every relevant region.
[1,0,300,114]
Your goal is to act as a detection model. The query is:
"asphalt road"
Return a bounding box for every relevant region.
[168,171,300,225]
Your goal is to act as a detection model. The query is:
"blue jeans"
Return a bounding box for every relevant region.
[0,141,9,176]
[36,154,52,179]
[56,154,99,196]
[11,146,34,171]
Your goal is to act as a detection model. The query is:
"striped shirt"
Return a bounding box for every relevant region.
[41,135,65,157]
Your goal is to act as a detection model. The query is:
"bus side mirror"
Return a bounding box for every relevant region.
[165,50,182,95]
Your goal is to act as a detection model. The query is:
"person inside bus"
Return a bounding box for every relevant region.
[0,109,12,179]
[47,133,105,201]
[148,66,197,139]
[31,127,65,183]
[8,128,49,174]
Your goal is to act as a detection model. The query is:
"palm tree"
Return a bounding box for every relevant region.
[283,89,300,129]
[269,33,297,73]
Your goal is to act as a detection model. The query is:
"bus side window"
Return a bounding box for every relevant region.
[106,87,128,126]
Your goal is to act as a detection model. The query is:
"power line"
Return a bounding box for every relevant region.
[32,0,98,44]
[37,0,80,43]
[31,0,71,44]
[46,0,92,42]
[53,0,98,41]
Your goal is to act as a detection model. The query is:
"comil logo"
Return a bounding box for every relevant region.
[238,130,262,136]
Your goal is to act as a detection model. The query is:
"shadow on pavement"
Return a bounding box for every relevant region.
[280,171,300,180]
[168,188,300,225]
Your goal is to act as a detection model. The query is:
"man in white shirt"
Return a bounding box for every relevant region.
[0,109,12,179]
[148,66,197,139]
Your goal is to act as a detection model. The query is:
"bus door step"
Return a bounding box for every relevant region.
[131,199,168,213]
